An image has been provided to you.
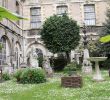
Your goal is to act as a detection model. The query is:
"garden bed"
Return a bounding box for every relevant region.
[61,76,83,88]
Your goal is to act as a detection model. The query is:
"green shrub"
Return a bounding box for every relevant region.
[63,62,81,75]
[50,55,67,71]
[37,56,43,67]
[14,69,23,82]
[101,58,110,69]
[2,73,10,81]
[14,68,46,84]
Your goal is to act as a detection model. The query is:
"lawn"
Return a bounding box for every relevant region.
[0,71,110,100]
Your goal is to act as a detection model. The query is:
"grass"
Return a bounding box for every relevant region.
[0,70,110,100]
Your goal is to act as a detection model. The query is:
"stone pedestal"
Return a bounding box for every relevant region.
[61,76,83,88]
[82,66,92,74]
[93,61,104,81]
[82,49,92,74]
[88,57,107,81]
[43,56,53,77]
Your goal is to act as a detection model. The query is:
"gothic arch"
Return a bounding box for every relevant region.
[1,35,11,47]
[26,42,45,67]
[14,41,22,68]
[0,35,11,65]
[25,42,47,57]
[15,41,22,51]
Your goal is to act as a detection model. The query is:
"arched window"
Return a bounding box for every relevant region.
[15,47,19,68]
[0,37,6,65]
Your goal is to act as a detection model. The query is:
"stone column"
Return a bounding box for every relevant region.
[93,61,103,81]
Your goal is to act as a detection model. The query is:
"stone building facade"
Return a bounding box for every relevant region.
[22,0,108,65]
[0,0,24,69]
[0,0,109,69]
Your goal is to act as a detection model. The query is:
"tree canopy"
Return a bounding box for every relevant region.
[99,8,110,55]
[40,14,80,54]
[102,8,110,36]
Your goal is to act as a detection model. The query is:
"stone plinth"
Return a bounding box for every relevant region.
[61,76,83,88]
[82,66,92,74]
[82,49,92,74]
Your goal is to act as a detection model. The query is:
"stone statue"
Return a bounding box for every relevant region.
[71,50,75,62]
[43,56,53,77]
[30,48,39,68]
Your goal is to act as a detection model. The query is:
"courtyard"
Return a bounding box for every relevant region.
[1,0,110,100]
[0,71,110,100]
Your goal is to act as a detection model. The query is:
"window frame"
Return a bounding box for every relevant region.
[56,5,68,16]
[84,4,96,26]
[30,7,41,29]
[2,0,8,8]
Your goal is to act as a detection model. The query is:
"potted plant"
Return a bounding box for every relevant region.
[63,62,80,76]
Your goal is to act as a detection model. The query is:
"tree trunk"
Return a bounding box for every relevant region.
[66,51,70,64]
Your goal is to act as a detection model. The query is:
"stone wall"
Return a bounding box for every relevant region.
[23,0,107,30]
[0,0,24,69]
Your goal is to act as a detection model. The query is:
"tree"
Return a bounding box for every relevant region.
[100,8,110,56]
[78,39,103,57]
[99,7,110,69]
[87,40,103,57]
[102,8,110,36]
[40,14,80,63]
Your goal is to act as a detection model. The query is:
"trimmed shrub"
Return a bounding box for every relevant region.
[63,62,81,75]
[14,69,23,82]
[14,68,46,84]
[2,73,10,81]
[49,53,67,71]
[50,54,67,71]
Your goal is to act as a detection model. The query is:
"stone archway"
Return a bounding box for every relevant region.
[0,35,11,66]
[25,43,53,76]
[36,48,43,67]
[26,45,44,68]
[14,41,22,69]
[25,42,47,57]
